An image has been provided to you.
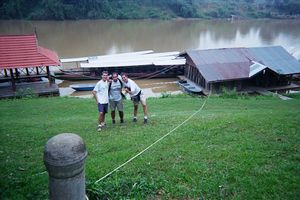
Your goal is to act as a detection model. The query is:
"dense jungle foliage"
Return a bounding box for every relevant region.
[1,0,300,20]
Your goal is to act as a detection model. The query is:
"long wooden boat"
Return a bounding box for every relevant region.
[57,50,186,80]
[53,72,99,81]
[70,84,96,91]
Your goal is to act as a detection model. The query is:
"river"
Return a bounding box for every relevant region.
[1,19,300,97]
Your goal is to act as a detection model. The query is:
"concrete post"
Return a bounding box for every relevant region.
[43,133,88,200]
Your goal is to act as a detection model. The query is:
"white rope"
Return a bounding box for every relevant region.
[95,93,211,184]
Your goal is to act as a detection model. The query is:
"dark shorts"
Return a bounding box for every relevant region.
[98,103,108,113]
[131,90,142,103]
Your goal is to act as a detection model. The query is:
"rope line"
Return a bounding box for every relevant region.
[95,93,211,184]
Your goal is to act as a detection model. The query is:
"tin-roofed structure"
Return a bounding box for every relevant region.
[0,34,61,98]
[182,46,300,93]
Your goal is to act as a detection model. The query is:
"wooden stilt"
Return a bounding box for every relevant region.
[46,66,53,85]
[26,68,29,76]
[10,69,16,91]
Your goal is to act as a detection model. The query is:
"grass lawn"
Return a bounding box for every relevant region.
[0,94,299,199]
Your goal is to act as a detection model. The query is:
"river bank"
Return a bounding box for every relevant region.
[57,78,182,98]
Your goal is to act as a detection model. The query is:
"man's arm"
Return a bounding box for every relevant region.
[92,90,98,103]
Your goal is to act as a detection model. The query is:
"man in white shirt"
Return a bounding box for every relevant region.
[121,73,148,124]
[109,72,124,124]
[92,71,109,131]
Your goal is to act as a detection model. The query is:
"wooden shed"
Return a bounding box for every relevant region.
[181,46,300,93]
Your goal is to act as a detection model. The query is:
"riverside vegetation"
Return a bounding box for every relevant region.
[1,0,300,20]
[0,93,299,199]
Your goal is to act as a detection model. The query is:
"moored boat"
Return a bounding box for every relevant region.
[58,50,185,80]
[70,84,96,91]
[178,79,203,94]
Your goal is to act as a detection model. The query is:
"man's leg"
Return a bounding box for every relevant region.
[119,111,124,123]
[98,103,108,131]
[102,112,106,125]
[133,103,138,122]
[142,104,148,117]
[110,101,116,124]
[98,112,104,131]
[100,112,105,124]
[142,104,148,124]
[98,112,101,125]
[141,95,148,124]
[116,100,124,123]
[111,111,116,124]
[102,104,108,126]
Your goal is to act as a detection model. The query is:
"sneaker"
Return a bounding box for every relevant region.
[112,120,116,124]
[133,118,137,123]
[120,119,124,124]
[144,118,148,124]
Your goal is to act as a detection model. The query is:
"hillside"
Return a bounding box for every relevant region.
[1,0,300,20]
[0,94,299,199]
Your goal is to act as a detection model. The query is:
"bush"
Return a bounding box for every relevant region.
[220,87,238,99]
[15,88,38,99]
[160,91,171,98]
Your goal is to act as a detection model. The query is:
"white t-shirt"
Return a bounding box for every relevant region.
[123,78,141,97]
[93,80,109,104]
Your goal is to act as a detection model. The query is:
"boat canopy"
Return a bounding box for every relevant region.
[81,58,186,68]
[60,50,154,63]
[61,50,186,68]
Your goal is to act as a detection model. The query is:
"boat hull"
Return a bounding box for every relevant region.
[54,65,184,81]
[70,84,95,91]
[178,80,203,94]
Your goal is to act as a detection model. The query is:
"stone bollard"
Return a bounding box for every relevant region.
[43,133,88,200]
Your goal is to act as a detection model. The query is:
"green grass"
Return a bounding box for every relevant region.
[0,94,300,199]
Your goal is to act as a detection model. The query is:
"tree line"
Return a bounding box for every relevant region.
[1,0,299,20]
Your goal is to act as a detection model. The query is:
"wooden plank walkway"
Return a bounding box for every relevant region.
[242,83,300,100]
[0,81,59,99]
[254,89,292,100]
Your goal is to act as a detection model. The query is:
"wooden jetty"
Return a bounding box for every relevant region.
[0,81,59,99]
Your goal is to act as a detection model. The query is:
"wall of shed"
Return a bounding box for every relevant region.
[208,69,290,93]
[209,80,243,93]
[184,56,291,93]
[248,69,289,87]
[184,57,207,89]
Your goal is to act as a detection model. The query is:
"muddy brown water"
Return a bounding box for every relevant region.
[1,19,300,97]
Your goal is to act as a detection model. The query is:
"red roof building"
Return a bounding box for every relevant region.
[0,34,60,95]
[0,34,60,69]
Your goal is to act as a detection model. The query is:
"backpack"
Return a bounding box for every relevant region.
[109,78,125,99]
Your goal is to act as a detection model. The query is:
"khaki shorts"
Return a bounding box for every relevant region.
[109,99,124,111]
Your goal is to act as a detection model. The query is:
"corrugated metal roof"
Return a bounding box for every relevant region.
[0,34,60,69]
[187,48,252,82]
[186,46,300,82]
[242,46,300,75]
